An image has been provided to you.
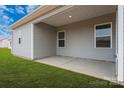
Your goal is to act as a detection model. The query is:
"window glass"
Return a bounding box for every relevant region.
[58,31,65,48]
[58,32,65,39]
[59,40,65,47]
[95,23,112,48]
[19,38,21,44]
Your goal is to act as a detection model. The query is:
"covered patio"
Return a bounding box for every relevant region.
[33,5,117,82]
[36,56,116,81]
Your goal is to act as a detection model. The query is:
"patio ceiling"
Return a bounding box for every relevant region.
[41,5,116,27]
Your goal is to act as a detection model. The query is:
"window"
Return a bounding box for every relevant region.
[95,22,112,48]
[18,38,21,44]
[57,31,66,48]
[18,30,22,45]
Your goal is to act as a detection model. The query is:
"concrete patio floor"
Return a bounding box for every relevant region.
[36,56,116,81]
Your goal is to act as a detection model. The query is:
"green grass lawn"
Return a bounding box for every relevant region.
[0,48,123,88]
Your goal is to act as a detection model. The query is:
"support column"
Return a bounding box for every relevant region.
[117,5,124,82]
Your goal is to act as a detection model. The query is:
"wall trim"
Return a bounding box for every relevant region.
[117,5,124,82]
[31,23,34,60]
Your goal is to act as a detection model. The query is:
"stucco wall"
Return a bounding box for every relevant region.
[12,23,32,59]
[33,22,56,59]
[57,13,116,62]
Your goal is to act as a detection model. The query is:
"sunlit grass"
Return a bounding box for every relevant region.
[0,48,123,88]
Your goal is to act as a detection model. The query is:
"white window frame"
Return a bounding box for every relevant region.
[57,30,66,48]
[94,22,112,49]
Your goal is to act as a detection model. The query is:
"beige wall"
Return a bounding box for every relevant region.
[57,13,116,62]
[12,13,116,62]
[12,23,32,59]
[33,22,56,59]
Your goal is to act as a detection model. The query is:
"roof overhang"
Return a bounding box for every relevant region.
[39,5,117,27]
[9,5,62,29]
[10,5,117,29]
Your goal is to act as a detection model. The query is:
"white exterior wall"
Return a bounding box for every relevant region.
[57,13,116,62]
[117,5,124,82]
[0,39,11,48]
[33,22,56,59]
[12,23,32,59]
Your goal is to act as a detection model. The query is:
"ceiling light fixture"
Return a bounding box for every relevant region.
[69,15,72,18]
